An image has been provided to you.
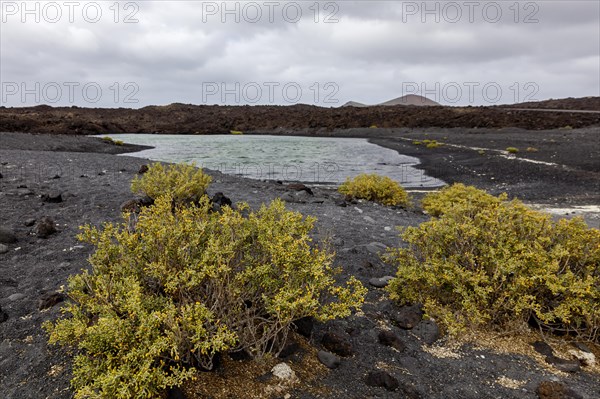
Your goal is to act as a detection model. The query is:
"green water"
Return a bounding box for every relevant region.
[105,134,444,187]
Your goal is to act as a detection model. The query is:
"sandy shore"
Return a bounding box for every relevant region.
[1,132,599,398]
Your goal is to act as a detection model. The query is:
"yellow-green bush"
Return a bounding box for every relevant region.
[338,173,411,207]
[421,183,506,217]
[44,195,366,398]
[131,162,212,205]
[425,140,442,148]
[386,184,600,338]
[506,147,519,153]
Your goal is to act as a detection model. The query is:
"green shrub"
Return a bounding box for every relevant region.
[414,139,442,148]
[44,195,366,398]
[426,140,442,149]
[385,184,600,338]
[230,130,243,135]
[421,183,506,217]
[526,147,538,152]
[478,150,486,155]
[101,136,124,146]
[506,147,519,154]
[338,173,411,207]
[131,162,212,205]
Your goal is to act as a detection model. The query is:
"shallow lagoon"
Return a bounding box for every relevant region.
[104,134,444,188]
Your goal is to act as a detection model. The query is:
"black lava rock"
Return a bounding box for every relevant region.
[121,196,154,213]
[0,227,17,243]
[211,192,232,210]
[278,340,300,359]
[321,331,353,357]
[38,292,66,311]
[166,386,187,399]
[33,216,57,238]
[532,341,555,357]
[138,164,149,174]
[378,330,406,352]
[287,183,313,195]
[41,192,63,203]
[546,356,581,373]
[365,370,399,391]
[536,380,583,399]
[369,276,394,288]
[413,320,440,345]
[317,350,341,369]
[293,316,314,337]
[391,304,424,330]
[0,306,8,323]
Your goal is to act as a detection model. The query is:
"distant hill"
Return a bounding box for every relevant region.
[497,96,600,111]
[342,94,440,107]
[341,101,368,108]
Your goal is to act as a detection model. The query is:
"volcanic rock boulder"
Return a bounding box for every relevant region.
[33,216,57,238]
[321,330,353,357]
[0,227,17,244]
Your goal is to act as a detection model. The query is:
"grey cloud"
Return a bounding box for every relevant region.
[0,0,597,107]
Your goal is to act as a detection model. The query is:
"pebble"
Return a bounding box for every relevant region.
[0,244,8,254]
[365,241,387,254]
[384,226,392,231]
[568,349,595,367]
[354,206,363,214]
[271,362,295,381]
[8,293,26,301]
[363,215,375,223]
[317,350,341,369]
[369,276,394,288]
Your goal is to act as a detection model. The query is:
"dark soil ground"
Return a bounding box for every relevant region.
[1,129,599,399]
[0,96,599,136]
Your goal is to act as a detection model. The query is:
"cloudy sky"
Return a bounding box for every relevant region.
[1,1,598,107]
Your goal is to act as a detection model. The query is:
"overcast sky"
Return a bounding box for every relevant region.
[1,1,598,107]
